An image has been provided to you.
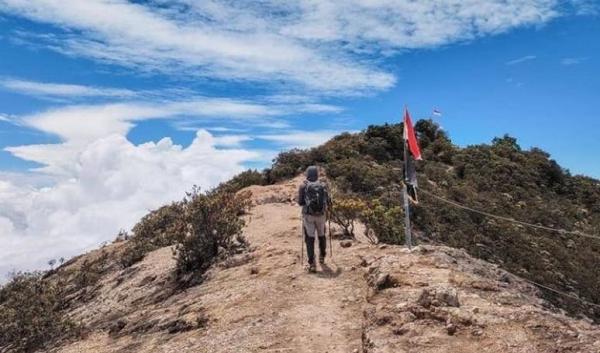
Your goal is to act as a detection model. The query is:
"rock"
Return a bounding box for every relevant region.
[392,326,409,335]
[160,319,195,334]
[436,288,460,307]
[418,287,460,308]
[499,273,512,283]
[446,323,457,335]
[137,274,157,287]
[472,329,484,337]
[250,266,259,275]
[340,240,353,248]
[418,289,433,308]
[108,319,127,336]
[376,273,390,289]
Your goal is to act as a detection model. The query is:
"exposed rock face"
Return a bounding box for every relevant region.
[32,178,600,353]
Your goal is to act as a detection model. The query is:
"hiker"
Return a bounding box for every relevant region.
[298,166,331,273]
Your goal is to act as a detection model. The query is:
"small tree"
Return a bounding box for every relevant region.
[361,200,405,245]
[174,188,251,287]
[329,196,367,238]
[0,272,80,352]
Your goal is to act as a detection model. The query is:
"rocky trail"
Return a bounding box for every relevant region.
[51,177,600,353]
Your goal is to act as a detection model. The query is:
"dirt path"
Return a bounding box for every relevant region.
[234,202,366,353]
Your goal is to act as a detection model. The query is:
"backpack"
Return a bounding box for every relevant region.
[304,181,327,215]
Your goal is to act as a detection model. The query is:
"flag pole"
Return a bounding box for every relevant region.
[402,108,412,250]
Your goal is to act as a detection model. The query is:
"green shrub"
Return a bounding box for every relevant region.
[329,196,367,238]
[174,188,251,287]
[218,169,266,193]
[120,202,186,267]
[0,272,81,352]
[361,200,405,245]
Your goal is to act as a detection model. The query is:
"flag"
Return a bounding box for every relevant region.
[403,108,422,160]
[405,151,419,203]
[432,109,442,117]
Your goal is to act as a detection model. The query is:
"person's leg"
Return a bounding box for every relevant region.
[303,215,316,269]
[315,215,327,262]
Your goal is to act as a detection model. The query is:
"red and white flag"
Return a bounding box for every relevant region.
[403,108,422,160]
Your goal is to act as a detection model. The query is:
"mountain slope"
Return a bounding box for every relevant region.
[45,176,600,353]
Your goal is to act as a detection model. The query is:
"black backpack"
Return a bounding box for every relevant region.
[304,181,327,215]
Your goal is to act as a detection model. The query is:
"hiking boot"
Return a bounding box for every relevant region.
[307,263,317,273]
[319,255,325,264]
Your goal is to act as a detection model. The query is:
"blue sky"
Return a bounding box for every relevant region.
[0,0,598,276]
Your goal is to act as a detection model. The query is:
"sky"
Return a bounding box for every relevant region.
[0,0,598,279]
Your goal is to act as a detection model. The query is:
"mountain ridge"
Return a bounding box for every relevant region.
[5,175,598,353]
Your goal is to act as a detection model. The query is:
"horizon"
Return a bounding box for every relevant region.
[0,0,598,277]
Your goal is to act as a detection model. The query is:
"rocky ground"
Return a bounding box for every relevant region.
[48,177,600,353]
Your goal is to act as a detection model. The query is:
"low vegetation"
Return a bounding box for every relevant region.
[174,187,250,286]
[0,272,81,353]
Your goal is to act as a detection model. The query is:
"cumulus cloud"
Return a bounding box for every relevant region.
[0,131,259,280]
[0,0,573,94]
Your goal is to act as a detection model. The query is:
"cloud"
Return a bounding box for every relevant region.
[561,57,588,66]
[0,0,570,94]
[10,99,278,147]
[0,78,137,99]
[506,55,537,65]
[0,131,260,280]
[258,130,340,149]
[0,113,13,122]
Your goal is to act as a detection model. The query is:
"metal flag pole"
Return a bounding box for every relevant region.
[402,108,413,250]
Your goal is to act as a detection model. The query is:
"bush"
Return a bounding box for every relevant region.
[218,169,266,193]
[0,272,80,352]
[329,196,367,238]
[361,200,405,245]
[120,202,186,268]
[174,188,251,287]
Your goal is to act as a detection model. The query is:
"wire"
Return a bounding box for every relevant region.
[418,188,600,241]
[508,272,600,309]
[417,187,600,309]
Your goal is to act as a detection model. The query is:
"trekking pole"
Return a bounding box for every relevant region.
[300,214,304,267]
[328,213,333,260]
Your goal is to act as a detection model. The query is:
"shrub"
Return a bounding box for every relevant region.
[174,188,251,287]
[329,196,367,238]
[361,200,405,245]
[0,272,80,352]
[218,169,266,193]
[120,202,186,267]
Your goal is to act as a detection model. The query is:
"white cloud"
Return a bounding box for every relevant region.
[561,57,588,66]
[213,134,252,147]
[0,131,261,280]
[0,113,16,122]
[0,0,571,94]
[506,55,537,65]
[258,130,340,149]
[0,78,136,98]
[9,99,277,147]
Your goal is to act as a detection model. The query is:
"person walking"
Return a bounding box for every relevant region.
[298,166,330,273]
